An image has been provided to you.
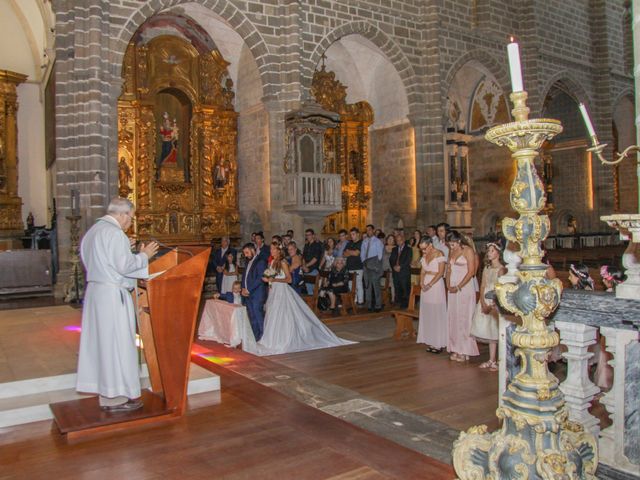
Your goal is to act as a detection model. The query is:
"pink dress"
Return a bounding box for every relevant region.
[447,255,479,356]
[417,256,448,348]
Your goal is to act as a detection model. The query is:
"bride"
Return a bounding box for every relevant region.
[254,242,355,355]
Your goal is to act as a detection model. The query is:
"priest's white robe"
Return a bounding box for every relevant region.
[76,215,149,399]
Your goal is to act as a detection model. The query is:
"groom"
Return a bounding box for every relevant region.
[241,243,267,341]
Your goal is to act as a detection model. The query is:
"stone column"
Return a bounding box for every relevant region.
[556,321,601,437]
[0,70,27,249]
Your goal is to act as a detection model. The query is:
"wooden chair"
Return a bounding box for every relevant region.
[391,284,420,340]
[339,272,359,316]
[302,271,327,314]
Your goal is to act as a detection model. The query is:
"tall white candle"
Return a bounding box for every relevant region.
[507,39,524,92]
[578,103,597,137]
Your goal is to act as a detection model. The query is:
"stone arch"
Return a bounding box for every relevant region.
[612,87,634,113]
[443,50,511,101]
[537,71,592,114]
[305,21,422,110]
[112,0,277,98]
[480,211,502,237]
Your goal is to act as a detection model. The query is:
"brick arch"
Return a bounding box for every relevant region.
[537,71,592,114]
[304,20,423,110]
[612,87,634,112]
[443,50,511,99]
[112,0,277,98]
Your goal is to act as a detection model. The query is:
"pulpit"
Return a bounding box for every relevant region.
[50,246,210,438]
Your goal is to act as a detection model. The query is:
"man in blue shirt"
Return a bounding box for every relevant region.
[360,224,384,312]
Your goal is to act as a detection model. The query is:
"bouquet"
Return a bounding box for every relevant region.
[262,267,277,279]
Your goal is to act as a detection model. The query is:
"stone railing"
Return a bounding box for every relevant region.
[283,172,341,215]
[498,290,639,477]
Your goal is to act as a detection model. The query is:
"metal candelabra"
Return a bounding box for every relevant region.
[63,215,85,303]
[452,91,598,479]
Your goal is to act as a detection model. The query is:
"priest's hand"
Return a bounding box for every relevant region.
[129,238,137,250]
[140,241,159,259]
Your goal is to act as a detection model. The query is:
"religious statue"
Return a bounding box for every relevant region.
[214,160,227,189]
[118,156,132,197]
[155,112,179,181]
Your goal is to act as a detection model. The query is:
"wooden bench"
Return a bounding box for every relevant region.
[301,271,328,314]
[390,284,421,340]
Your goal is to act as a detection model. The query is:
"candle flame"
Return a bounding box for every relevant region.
[510,36,515,43]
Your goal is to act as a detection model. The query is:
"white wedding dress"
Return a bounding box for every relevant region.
[253,271,356,356]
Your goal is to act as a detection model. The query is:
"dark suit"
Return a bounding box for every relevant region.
[218,292,244,305]
[389,243,412,308]
[255,244,270,263]
[212,246,236,293]
[241,256,267,340]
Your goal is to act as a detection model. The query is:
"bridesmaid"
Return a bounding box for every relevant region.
[287,241,303,294]
[446,230,479,362]
[417,236,447,353]
[470,242,506,371]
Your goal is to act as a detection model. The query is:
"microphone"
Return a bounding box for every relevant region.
[149,238,194,257]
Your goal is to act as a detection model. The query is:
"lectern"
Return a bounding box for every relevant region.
[50,246,210,438]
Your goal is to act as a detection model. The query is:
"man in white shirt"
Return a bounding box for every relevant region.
[76,197,158,412]
[360,224,384,312]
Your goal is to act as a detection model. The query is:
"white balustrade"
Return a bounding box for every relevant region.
[598,326,639,474]
[555,321,601,437]
[283,172,342,214]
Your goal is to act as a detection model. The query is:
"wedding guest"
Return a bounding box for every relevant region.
[541,244,557,280]
[254,232,270,262]
[287,241,303,293]
[215,281,243,305]
[221,251,239,294]
[272,235,283,246]
[324,257,350,315]
[302,229,323,294]
[382,234,396,303]
[374,228,383,238]
[212,236,235,293]
[417,236,447,353]
[446,230,479,362]
[390,231,412,308]
[335,229,349,258]
[344,228,364,304]
[461,232,480,299]
[471,243,506,371]
[600,265,624,292]
[408,236,421,285]
[425,225,437,240]
[320,237,336,271]
[568,263,594,290]
[412,230,422,247]
[360,224,384,312]
[282,234,292,249]
[433,222,450,259]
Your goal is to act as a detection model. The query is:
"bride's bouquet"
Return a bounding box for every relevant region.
[262,267,277,280]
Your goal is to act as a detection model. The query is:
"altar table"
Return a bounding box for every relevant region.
[198,299,257,351]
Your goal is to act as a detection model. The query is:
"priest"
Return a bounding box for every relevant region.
[76,197,158,412]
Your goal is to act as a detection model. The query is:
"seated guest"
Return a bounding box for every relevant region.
[323,257,350,315]
[320,238,336,271]
[568,263,594,290]
[214,281,243,305]
[220,251,239,294]
[286,241,304,294]
[600,265,624,292]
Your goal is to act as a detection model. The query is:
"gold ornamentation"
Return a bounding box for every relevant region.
[452,91,598,479]
[312,66,373,234]
[118,34,239,242]
[0,70,26,236]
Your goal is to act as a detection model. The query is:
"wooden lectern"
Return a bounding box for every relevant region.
[50,246,210,439]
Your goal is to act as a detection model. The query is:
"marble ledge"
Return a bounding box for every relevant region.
[551,290,640,331]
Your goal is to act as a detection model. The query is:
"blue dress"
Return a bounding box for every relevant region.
[287,257,303,294]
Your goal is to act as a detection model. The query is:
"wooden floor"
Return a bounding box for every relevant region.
[0,360,453,480]
[273,318,500,432]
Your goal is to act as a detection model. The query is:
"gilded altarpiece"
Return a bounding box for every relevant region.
[311,66,373,235]
[0,70,27,246]
[118,35,238,243]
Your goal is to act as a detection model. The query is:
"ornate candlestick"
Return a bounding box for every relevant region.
[582,134,640,300]
[452,92,598,479]
[63,215,85,303]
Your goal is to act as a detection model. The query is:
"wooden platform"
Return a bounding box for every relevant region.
[50,390,175,439]
[2,354,454,479]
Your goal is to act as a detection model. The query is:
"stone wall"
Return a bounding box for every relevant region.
[369,121,416,232]
[47,0,634,286]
